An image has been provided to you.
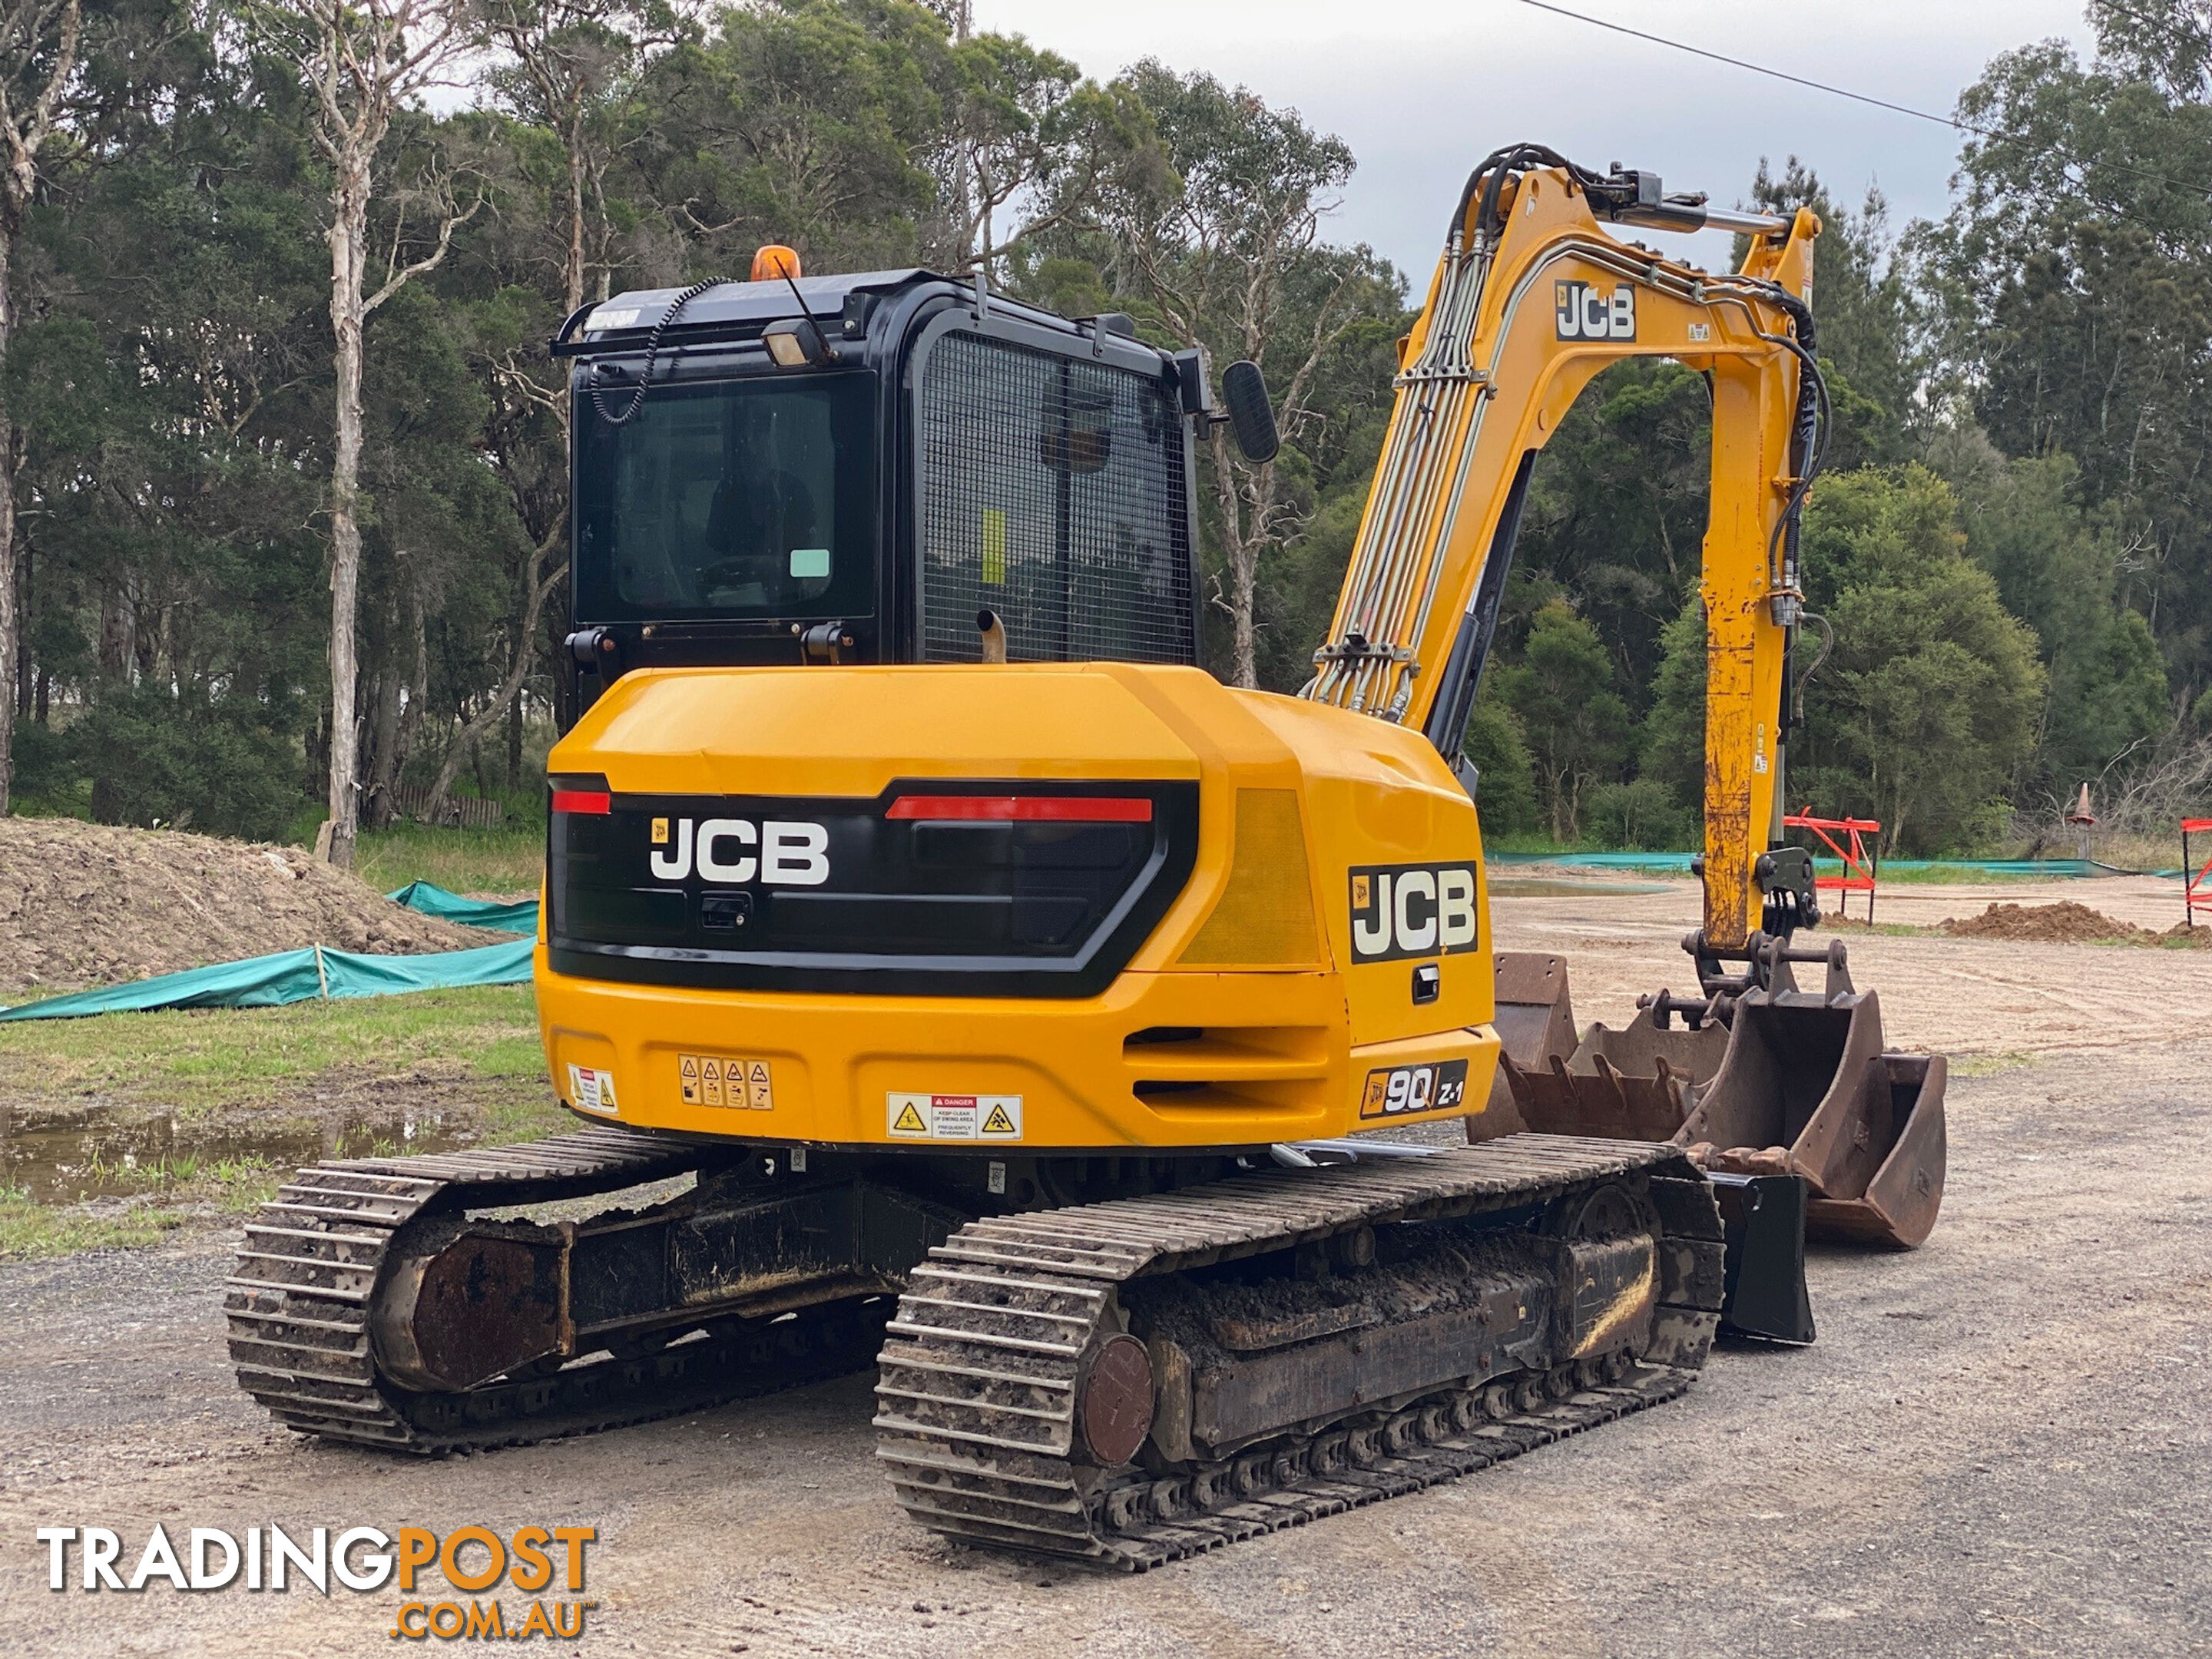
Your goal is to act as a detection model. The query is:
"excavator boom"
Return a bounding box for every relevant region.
[1318,147,1942,1253]
[1306,144,1820,952]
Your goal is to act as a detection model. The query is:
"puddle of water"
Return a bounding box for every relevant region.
[0,1107,472,1205]
[1489,878,1671,897]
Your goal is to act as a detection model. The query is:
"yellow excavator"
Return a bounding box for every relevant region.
[227,144,1944,1567]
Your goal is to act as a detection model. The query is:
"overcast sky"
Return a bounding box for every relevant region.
[971,0,2098,281]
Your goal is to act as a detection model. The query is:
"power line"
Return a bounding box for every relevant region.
[1512,0,2205,201]
[1515,0,1975,135]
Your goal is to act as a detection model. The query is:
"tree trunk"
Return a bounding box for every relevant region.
[424,528,564,820]
[99,581,132,678]
[1205,431,1264,690]
[11,499,26,721]
[365,647,402,830]
[564,113,588,316]
[323,152,373,868]
[0,224,15,816]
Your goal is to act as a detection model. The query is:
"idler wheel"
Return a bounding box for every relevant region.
[1075,1333,1155,1468]
[1190,1464,1233,1507]
[1232,1452,1273,1496]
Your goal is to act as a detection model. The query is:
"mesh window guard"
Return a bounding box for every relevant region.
[918,331,1194,665]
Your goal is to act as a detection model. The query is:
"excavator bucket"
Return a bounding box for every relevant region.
[1473,951,1577,1134]
[1485,943,1947,1251]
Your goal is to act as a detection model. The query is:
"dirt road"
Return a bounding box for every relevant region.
[2,883,2206,1657]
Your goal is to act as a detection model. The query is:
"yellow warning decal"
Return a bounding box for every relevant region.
[651,816,671,845]
[678,1053,774,1109]
[566,1064,618,1115]
[887,1093,1023,1140]
[982,508,1007,585]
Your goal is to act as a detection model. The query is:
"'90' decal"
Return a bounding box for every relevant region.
[1348,863,1480,963]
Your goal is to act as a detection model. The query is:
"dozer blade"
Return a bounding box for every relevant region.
[1485,944,1947,1251]
[1707,1173,1815,1344]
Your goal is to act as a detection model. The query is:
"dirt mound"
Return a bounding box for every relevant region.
[1939,901,2139,942]
[0,818,507,998]
[1939,900,2212,949]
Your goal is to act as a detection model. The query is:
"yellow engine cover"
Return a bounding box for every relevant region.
[537,662,1501,1151]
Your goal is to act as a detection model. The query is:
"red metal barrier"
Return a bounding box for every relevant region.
[1783,810,1882,922]
[2185,818,2212,929]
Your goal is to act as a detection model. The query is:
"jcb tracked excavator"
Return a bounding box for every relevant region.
[227,144,1945,1568]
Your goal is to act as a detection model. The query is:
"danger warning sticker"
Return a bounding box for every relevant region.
[567,1064,619,1114]
[886,1093,1023,1141]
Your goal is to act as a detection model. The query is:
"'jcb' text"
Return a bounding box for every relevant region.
[1555,280,1636,341]
[1348,863,1480,963]
[648,816,830,885]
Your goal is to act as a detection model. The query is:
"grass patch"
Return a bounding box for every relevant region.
[0,988,575,1260]
[0,985,545,1111]
[0,1192,188,1257]
[1844,863,2044,886]
[0,1157,289,1260]
[353,822,544,896]
[1813,916,1926,935]
[1949,1050,2036,1078]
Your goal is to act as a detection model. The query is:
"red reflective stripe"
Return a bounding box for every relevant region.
[551,790,612,816]
[886,795,1152,823]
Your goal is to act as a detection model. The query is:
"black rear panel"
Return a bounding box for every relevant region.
[548,780,1198,998]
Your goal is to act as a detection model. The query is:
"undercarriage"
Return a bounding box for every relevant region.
[227,1128,1723,1563]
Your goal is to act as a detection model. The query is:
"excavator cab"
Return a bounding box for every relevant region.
[551,263,1264,707]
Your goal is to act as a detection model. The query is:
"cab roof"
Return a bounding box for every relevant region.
[578,269,929,340]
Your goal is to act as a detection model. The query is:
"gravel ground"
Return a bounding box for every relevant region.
[1,888,2206,1657]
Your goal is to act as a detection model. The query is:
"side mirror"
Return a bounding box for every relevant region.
[1221,359,1279,463]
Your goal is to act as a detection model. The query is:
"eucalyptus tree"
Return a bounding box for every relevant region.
[0,0,81,813]
[1092,61,1391,690]
[248,0,479,866]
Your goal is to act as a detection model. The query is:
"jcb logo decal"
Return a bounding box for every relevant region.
[1555,280,1635,341]
[648,816,830,886]
[1349,863,1479,963]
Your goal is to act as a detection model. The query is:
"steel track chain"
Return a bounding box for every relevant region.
[224,1128,886,1452]
[873,1134,1721,1567]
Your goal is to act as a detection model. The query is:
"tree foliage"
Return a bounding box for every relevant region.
[0,0,2203,864]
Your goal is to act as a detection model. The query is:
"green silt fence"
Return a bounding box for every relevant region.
[0,939,535,1021]
[386,879,539,933]
[0,882,539,1022]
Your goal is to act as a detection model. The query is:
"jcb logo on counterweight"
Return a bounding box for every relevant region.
[647,816,829,885]
[1555,280,1635,341]
[1349,863,1479,964]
